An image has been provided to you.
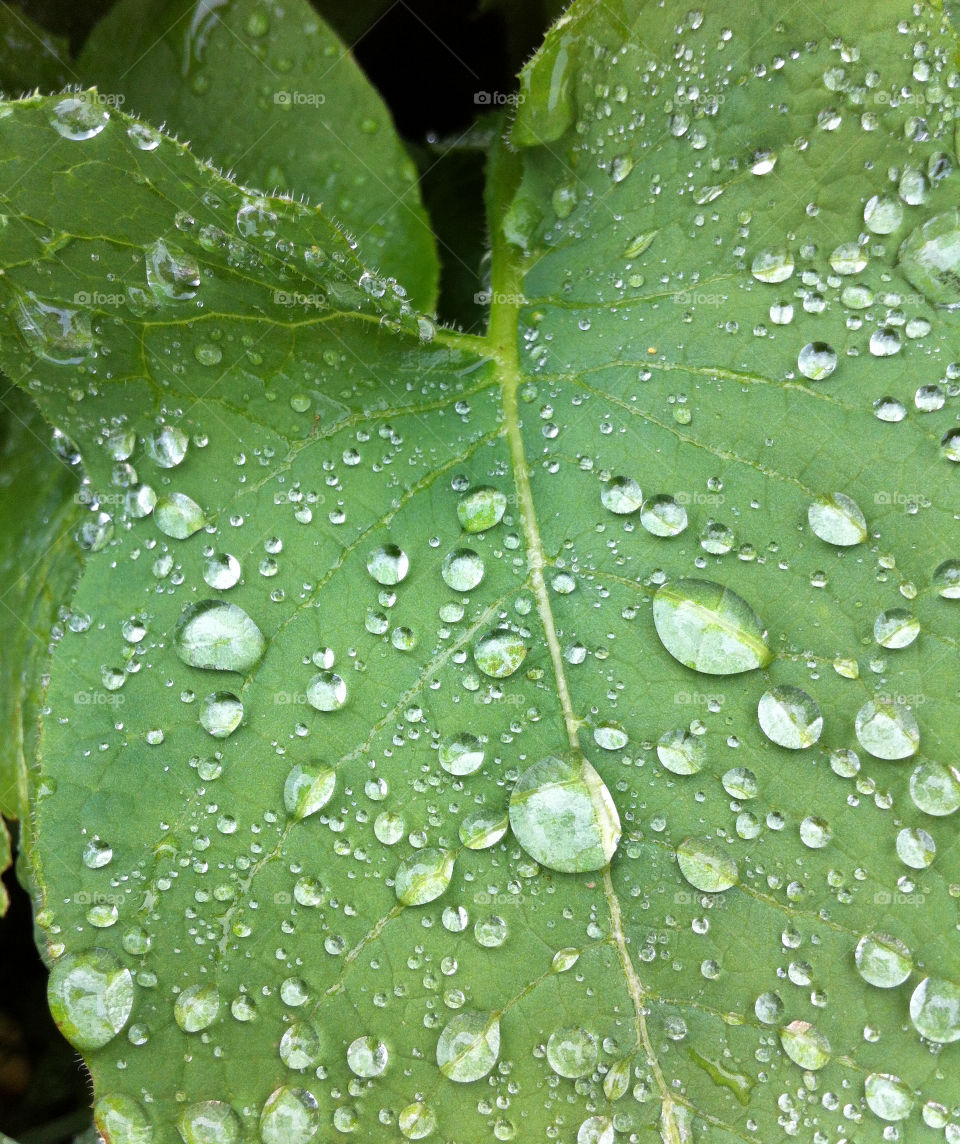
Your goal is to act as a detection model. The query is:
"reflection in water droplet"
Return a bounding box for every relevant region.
[757,685,823,749]
[778,1020,831,1070]
[874,609,919,649]
[399,1102,436,1140]
[177,1101,242,1144]
[864,194,903,234]
[439,732,484,776]
[279,1021,321,1070]
[797,342,837,380]
[146,425,189,468]
[306,672,347,712]
[808,493,867,546]
[855,933,913,988]
[436,1011,500,1082]
[895,826,935,869]
[347,1035,388,1077]
[509,755,620,873]
[657,729,704,775]
[640,494,688,536]
[546,1026,598,1078]
[47,949,134,1050]
[600,475,643,514]
[198,692,243,738]
[652,579,771,675]
[474,630,527,678]
[864,1073,914,1122]
[259,1087,319,1144]
[459,811,508,850]
[94,1094,154,1144]
[750,249,794,283]
[51,96,109,140]
[145,238,200,301]
[202,552,241,590]
[441,548,484,591]
[909,759,960,815]
[367,544,409,585]
[897,210,960,307]
[676,837,738,892]
[394,848,455,905]
[174,983,220,1032]
[284,764,336,820]
[155,492,206,538]
[910,977,960,1042]
[933,559,960,598]
[457,486,507,532]
[173,601,265,673]
[855,699,920,760]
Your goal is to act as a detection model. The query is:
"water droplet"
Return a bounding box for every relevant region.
[437,1011,500,1082]
[394,848,455,905]
[855,933,913,988]
[145,425,189,468]
[797,342,837,381]
[593,723,628,751]
[855,699,919,760]
[284,764,336,820]
[874,609,919,649]
[750,249,794,283]
[347,1035,388,1077]
[50,96,109,140]
[676,837,738,892]
[755,992,784,1024]
[439,733,484,776]
[145,238,200,301]
[829,242,867,275]
[652,579,771,675]
[47,949,133,1049]
[909,759,960,815]
[177,1101,242,1144]
[640,494,688,536]
[154,492,206,538]
[865,1073,914,1122]
[457,486,507,532]
[279,1021,320,1070]
[399,1102,436,1140]
[173,601,265,673]
[259,1087,319,1144]
[198,691,243,738]
[600,475,643,514]
[474,630,527,678]
[546,1026,598,1078]
[83,838,113,869]
[896,826,935,869]
[441,549,484,591]
[203,552,241,590]
[757,685,823,749]
[367,544,409,586]
[808,493,867,546]
[778,1020,830,1070]
[459,811,508,850]
[910,977,960,1042]
[94,1094,153,1144]
[933,559,960,598]
[864,194,903,234]
[722,767,758,799]
[656,729,704,775]
[509,755,620,873]
[127,121,161,151]
[897,210,960,307]
[174,983,219,1032]
[306,671,347,712]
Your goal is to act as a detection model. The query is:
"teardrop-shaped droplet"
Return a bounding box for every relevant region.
[394,848,455,906]
[652,579,771,675]
[154,492,206,538]
[284,764,336,820]
[173,601,265,673]
[757,685,823,749]
[808,493,867,546]
[509,755,620,873]
[436,1011,500,1083]
[778,1020,831,1070]
[47,949,134,1049]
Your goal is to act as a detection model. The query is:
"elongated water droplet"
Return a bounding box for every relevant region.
[459,810,508,849]
[394,848,455,905]
[509,755,620,873]
[676,837,738,892]
[808,493,867,546]
[15,291,93,364]
[173,601,265,673]
[437,1011,500,1082]
[284,764,336,820]
[778,1020,830,1070]
[757,685,823,749]
[652,579,771,675]
[155,492,206,538]
[47,949,134,1049]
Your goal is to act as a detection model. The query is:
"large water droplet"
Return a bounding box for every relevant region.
[284,764,336,820]
[546,1026,598,1078]
[50,95,109,140]
[347,1035,388,1077]
[436,1011,500,1082]
[676,837,738,892]
[173,601,265,673]
[279,1021,321,1070]
[750,249,794,283]
[94,1095,153,1144]
[909,759,960,815]
[652,579,771,675]
[855,933,913,988]
[367,544,409,585]
[874,609,919,649]
[808,493,867,546]
[600,475,643,514]
[457,486,507,532]
[154,492,206,538]
[797,342,837,380]
[146,425,189,468]
[306,671,347,712]
[910,977,960,1042]
[474,630,527,678]
[259,1087,319,1144]
[439,732,485,776]
[203,552,241,590]
[864,194,903,234]
[177,1101,242,1144]
[640,495,688,536]
[778,1020,830,1070]
[897,210,960,306]
[15,292,93,364]
[865,1073,914,1122]
[394,848,455,905]
[198,691,243,738]
[656,729,704,775]
[145,238,201,301]
[174,983,220,1032]
[441,549,484,591]
[855,699,920,760]
[47,949,134,1049]
[757,685,823,749]
[509,755,620,873]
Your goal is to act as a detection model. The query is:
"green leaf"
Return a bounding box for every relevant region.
[0,815,10,915]
[2,0,960,1136]
[0,5,71,94]
[0,388,84,820]
[78,0,439,311]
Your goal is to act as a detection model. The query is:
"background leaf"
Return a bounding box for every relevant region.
[1,0,960,1138]
[79,0,440,311]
